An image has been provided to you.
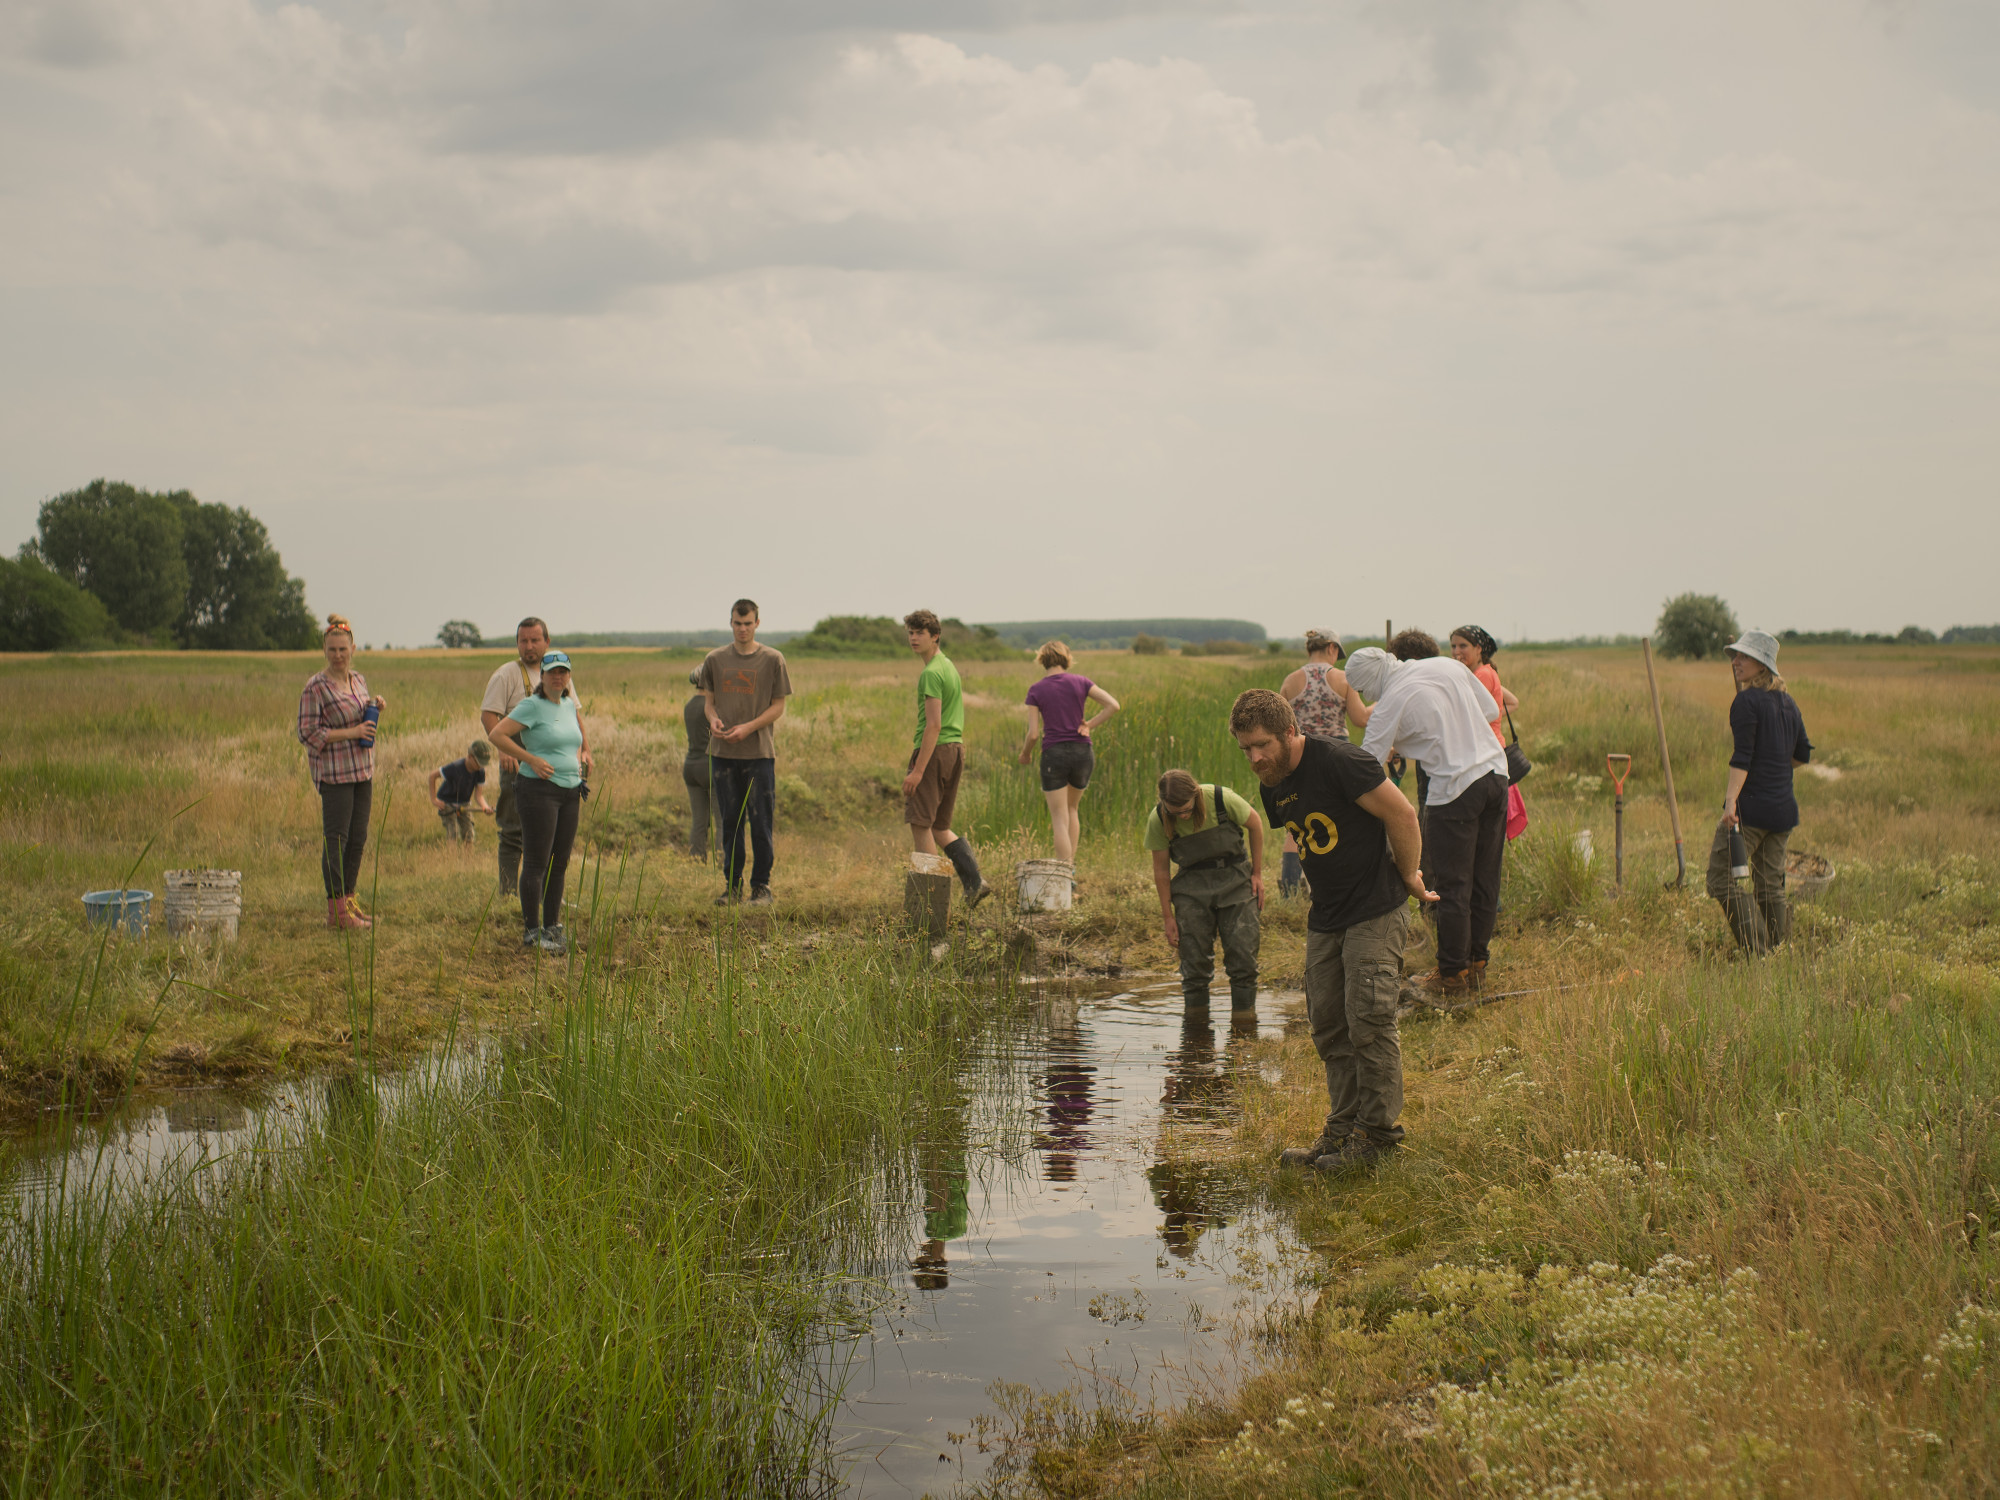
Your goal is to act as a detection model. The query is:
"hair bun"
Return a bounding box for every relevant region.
[324,612,354,638]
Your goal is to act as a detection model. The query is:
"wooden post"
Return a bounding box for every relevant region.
[1385,618,1392,649]
[1641,639,1686,888]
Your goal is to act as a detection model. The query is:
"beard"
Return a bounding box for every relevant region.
[1251,760,1288,788]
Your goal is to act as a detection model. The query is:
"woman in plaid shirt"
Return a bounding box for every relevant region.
[297,614,387,930]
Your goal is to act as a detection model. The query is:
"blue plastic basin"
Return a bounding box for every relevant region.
[81,890,152,937]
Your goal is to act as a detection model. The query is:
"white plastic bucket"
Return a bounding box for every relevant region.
[163,869,243,940]
[1571,830,1594,866]
[1016,858,1074,914]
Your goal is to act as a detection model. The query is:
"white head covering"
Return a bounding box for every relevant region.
[1724,629,1780,674]
[1344,647,1398,703]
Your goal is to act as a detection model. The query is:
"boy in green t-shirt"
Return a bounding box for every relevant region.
[902,609,992,909]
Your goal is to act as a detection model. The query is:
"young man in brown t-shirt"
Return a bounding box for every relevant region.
[699,598,793,905]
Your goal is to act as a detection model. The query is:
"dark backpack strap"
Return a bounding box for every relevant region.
[1208,785,1234,829]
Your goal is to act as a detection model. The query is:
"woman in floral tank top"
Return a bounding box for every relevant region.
[1274,631,1371,895]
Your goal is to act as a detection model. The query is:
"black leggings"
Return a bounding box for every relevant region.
[317,780,373,898]
[517,777,582,931]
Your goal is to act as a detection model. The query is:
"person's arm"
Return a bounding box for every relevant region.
[429,768,447,809]
[1279,668,1305,702]
[1246,807,1267,910]
[1359,697,1398,767]
[1330,668,1370,729]
[903,697,942,794]
[474,789,494,811]
[489,716,554,781]
[1018,705,1042,765]
[1082,684,1120,734]
[480,709,518,773]
[1356,780,1439,904]
[575,707,592,772]
[704,688,723,736]
[718,696,786,745]
[1724,766,1749,828]
[1152,849,1178,948]
[300,682,371,748]
[1499,685,1519,712]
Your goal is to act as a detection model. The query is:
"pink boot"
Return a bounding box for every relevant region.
[328,897,367,931]
[343,895,373,929]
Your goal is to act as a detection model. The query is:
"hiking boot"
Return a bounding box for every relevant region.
[327,897,367,931]
[344,895,373,927]
[538,925,568,955]
[966,881,994,912]
[746,886,775,908]
[1312,1134,1399,1174]
[1468,960,1487,991]
[1280,1131,1351,1168]
[1411,968,1471,999]
[714,889,741,907]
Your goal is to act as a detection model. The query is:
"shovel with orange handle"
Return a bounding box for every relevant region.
[1606,754,1633,892]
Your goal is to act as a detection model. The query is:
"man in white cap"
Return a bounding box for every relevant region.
[1708,628,1812,954]
[1345,646,1507,998]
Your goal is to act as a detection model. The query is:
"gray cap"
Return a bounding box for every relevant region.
[687,666,704,688]
[1725,629,1780,674]
[1344,647,1399,702]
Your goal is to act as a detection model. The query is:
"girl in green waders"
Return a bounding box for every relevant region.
[1145,768,1268,1014]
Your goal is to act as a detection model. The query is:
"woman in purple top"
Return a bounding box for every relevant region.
[1016,641,1121,863]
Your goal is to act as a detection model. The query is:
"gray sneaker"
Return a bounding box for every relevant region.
[1280,1131,1350,1168]
[713,889,741,907]
[521,927,543,949]
[538,925,568,955]
[746,886,775,907]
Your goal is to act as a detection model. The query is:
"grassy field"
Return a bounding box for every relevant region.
[2,641,1997,1493]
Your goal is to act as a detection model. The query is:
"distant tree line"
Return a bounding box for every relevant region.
[786,615,1020,660]
[1653,592,1988,657]
[6,480,315,651]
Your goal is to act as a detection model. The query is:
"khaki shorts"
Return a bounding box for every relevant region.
[904,743,965,831]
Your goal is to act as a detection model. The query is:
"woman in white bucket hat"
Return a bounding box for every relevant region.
[1706,629,1813,954]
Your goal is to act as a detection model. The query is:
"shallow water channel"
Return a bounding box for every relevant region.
[2,979,1314,1495]
[833,978,1314,1496]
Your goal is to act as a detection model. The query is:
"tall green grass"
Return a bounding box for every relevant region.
[959,663,1276,844]
[0,900,994,1494]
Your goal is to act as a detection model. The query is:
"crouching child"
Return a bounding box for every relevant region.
[1146,769,1266,1016]
[431,740,494,842]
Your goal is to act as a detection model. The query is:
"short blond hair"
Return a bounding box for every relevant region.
[1036,640,1072,671]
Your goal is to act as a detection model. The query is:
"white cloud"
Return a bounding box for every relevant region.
[2,0,1997,640]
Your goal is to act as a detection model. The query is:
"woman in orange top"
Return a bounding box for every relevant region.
[1449,626,1515,741]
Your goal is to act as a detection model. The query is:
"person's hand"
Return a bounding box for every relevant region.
[1017,748,1030,766]
[526,756,556,779]
[902,767,923,796]
[719,724,749,744]
[1405,869,1440,904]
[578,746,593,772]
[707,713,726,736]
[1723,801,1739,830]
[1162,913,1180,948]
[433,797,449,811]
[499,752,519,773]
[1252,873,1266,910]
[370,695,386,711]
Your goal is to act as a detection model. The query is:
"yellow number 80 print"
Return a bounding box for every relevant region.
[1286,812,1339,855]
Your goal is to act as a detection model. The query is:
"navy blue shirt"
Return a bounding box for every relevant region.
[437,759,486,807]
[1729,688,1811,832]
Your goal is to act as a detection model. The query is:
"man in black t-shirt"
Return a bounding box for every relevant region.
[1230,690,1436,1172]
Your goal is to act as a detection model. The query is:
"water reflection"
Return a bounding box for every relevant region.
[836,981,1311,1496]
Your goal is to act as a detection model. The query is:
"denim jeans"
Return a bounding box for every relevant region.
[711,756,776,891]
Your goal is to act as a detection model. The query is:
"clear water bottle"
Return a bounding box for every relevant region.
[1728,824,1749,881]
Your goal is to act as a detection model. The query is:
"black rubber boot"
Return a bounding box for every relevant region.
[1279,850,1303,898]
[1720,894,1769,955]
[1758,897,1789,949]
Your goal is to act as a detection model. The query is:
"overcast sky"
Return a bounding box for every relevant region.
[4,0,1996,645]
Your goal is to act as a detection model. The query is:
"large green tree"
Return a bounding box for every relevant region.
[27,480,189,637]
[24,479,315,649]
[0,556,117,650]
[172,497,317,649]
[1654,593,1739,660]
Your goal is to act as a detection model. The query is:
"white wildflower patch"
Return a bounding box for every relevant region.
[1423,1255,1788,1496]
[1922,1301,2000,1383]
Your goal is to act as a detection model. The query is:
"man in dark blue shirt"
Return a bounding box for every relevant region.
[1706,630,1812,954]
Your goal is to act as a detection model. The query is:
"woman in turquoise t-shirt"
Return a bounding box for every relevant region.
[489,651,591,954]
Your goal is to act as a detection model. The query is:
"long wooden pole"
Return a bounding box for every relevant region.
[1641,638,1687,888]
